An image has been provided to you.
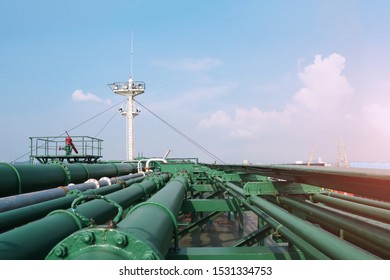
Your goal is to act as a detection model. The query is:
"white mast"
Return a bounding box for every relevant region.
[108,33,145,161]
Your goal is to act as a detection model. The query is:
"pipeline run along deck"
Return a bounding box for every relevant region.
[0,159,389,260]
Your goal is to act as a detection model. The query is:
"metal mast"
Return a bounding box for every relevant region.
[108,35,145,161]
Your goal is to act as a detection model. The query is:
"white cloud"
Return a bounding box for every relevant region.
[72,89,111,105]
[149,82,238,115]
[154,57,223,72]
[199,54,354,138]
[199,106,292,140]
[200,53,354,132]
[199,110,231,128]
[198,53,361,162]
[293,53,354,114]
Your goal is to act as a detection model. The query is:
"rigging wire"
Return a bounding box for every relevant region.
[11,98,126,163]
[134,100,225,164]
[11,97,224,164]
[95,110,119,137]
[66,99,125,134]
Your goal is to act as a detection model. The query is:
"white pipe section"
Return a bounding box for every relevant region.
[137,160,144,173]
[145,158,167,171]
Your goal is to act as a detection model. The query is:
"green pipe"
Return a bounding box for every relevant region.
[0,173,169,260]
[216,177,378,260]
[0,176,146,233]
[249,195,379,259]
[0,162,137,197]
[0,173,143,212]
[208,164,390,201]
[213,178,328,259]
[46,176,188,260]
[214,177,244,196]
[311,193,390,223]
[279,196,390,255]
[307,215,390,259]
[324,191,390,210]
[0,182,97,213]
[232,193,327,260]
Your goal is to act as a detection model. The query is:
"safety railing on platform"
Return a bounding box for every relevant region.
[29,135,103,164]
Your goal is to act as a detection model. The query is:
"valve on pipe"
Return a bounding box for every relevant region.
[64,131,78,155]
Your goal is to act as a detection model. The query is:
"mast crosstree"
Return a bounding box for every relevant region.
[108,34,145,161]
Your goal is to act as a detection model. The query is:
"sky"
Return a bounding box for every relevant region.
[1,0,390,164]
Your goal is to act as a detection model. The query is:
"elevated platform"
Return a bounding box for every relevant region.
[29,135,102,164]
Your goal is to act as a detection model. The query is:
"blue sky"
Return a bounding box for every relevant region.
[1,1,390,164]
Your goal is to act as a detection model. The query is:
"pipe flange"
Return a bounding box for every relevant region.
[0,162,22,194]
[128,201,179,249]
[77,163,90,180]
[45,228,163,260]
[109,162,119,176]
[131,183,147,197]
[50,161,72,185]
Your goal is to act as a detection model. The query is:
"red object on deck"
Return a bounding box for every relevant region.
[65,131,79,154]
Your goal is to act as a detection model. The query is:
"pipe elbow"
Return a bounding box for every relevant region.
[145,158,168,171]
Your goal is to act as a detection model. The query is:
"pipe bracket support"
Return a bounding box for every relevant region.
[66,189,84,197]
[71,195,124,226]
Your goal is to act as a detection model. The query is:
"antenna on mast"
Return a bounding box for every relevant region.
[107,31,145,161]
[130,31,134,79]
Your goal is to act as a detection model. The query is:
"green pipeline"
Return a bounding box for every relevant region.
[0,173,169,260]
[46,176,189,260]
[0,162,137,197]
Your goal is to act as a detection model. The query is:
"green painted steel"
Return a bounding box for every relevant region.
[0,162,137,197]
[178,211,224,239]
[323,191,390,210]
[249,195,379,259]
[167,246,306,260]
[0,182,96,213]
[311,193,390,222]
[208,164,390,201]
[189,184,215,192]
[181,199,239,212]
[215,180,330,260]
[46,175,189,260]
[0,176,146,233]
[0,173,143,212]
[241,198,329,259]
[213,176,381,259]
[234,224,273,247]
[279,196,390,258]
[0,173,169,259]
[0,160,389,260]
